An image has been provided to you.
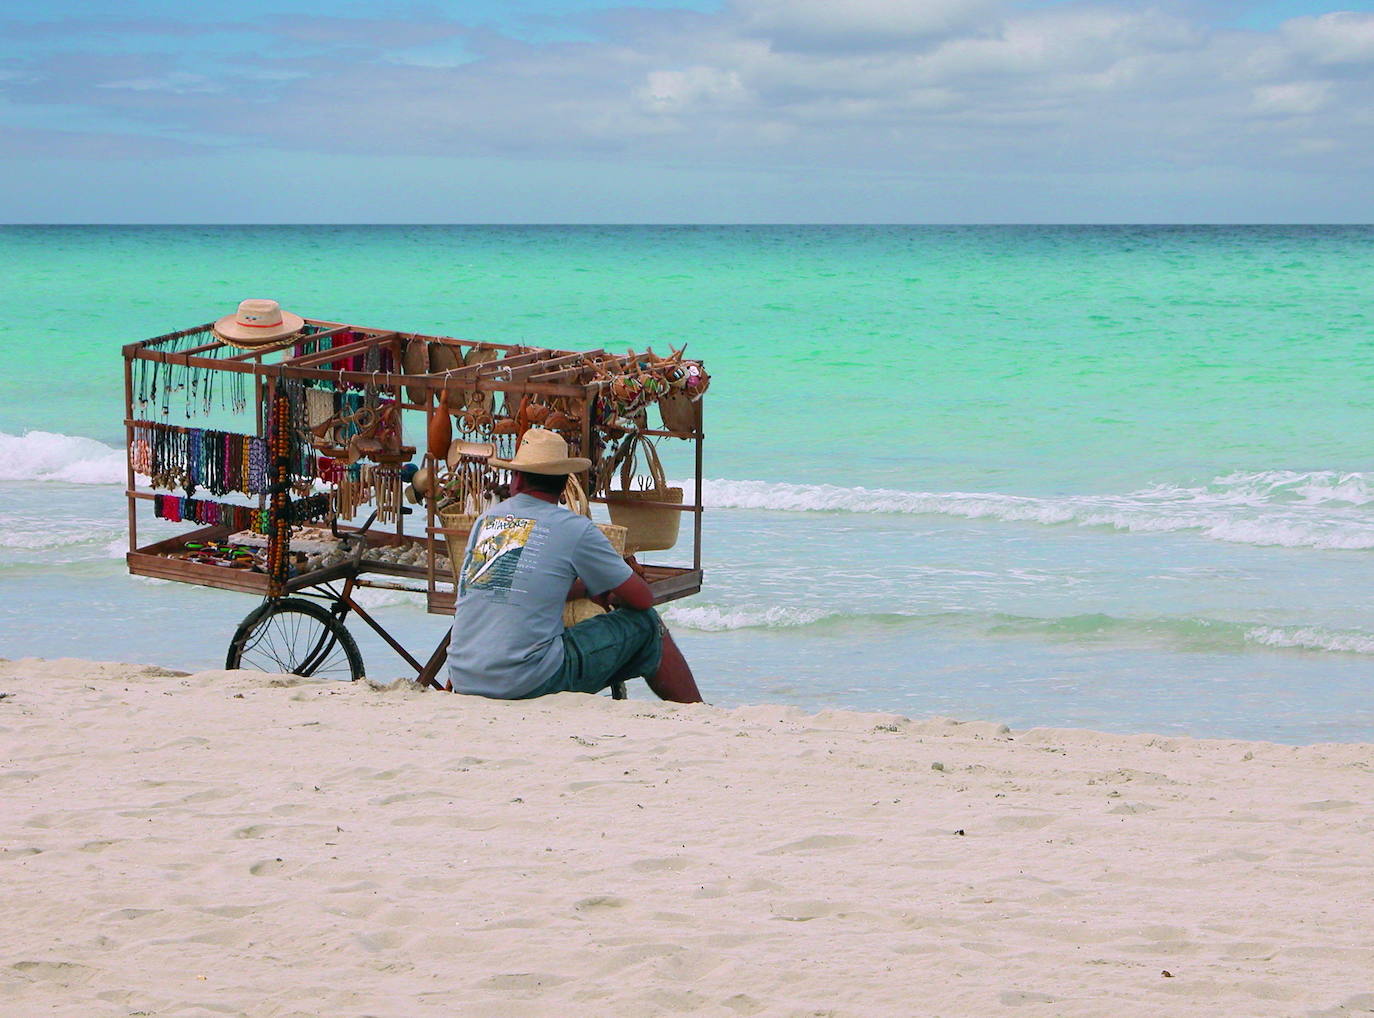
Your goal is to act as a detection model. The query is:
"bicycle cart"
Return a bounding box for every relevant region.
[121,312,709,696]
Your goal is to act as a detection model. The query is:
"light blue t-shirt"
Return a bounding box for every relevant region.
[447,493,632,698]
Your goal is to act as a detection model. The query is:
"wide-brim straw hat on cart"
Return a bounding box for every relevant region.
[212,299,305,349]
[490,428,590,476]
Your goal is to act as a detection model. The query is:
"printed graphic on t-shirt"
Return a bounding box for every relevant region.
[461,515,537,598]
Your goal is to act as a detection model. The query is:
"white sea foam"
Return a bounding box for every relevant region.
[0,526,126,552]
[7,429,1374,552]
[663,603,1374,659]
[687,474,1374,550]
[351,587,428,611]
[0,430,128,485]
[661,603,833,632]
[1245,626,1374,656]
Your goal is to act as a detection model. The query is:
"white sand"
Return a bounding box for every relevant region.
[2,657,1372,1018]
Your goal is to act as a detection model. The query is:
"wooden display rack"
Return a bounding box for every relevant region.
[121,316,707,691]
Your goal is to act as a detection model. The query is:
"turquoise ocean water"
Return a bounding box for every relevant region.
[2,225,1372,742]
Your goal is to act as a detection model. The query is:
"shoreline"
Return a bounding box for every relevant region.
[3,656,1372,1016]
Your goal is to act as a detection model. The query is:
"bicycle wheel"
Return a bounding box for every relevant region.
[225,597,365,681]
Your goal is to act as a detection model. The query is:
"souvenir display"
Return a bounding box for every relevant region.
[122,305,708,692]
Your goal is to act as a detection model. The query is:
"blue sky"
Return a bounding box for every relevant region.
[3,0,1372,222]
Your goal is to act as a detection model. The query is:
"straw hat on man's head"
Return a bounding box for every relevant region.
[213,298,304,348]
[490,428,590,476]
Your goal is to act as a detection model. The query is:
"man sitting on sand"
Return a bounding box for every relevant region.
[447,428,702,703]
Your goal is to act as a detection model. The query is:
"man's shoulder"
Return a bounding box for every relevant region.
[481,496,591,533]
[480,495,568,519]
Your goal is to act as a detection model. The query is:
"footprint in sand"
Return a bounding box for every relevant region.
[175,788,236,805]
[9,960,98,987]
[1300,799,1356,811]
[475,972,570,992]
[630,856,692,873]
[760,834,863,855]
[1000,991,1059,1006]
[721,993,766,1015]
[197,905,259,919]
[770,899,849,922]
[993,813,1058,830]
[1107,802,1161,815]
[353,930,406,952]
[152,736,210,751]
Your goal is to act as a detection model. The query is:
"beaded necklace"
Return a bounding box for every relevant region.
[265,387,294,597]
[136,422,268,498]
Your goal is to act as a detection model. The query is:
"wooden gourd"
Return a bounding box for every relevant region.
[427,390,451,460]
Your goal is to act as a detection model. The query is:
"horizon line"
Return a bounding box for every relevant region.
[4,221,1374,228]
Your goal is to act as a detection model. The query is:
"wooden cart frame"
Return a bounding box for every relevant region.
[121,318,706,692]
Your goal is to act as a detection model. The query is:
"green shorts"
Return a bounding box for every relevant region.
[523,607,664,698]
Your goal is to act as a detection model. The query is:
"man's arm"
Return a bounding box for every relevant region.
[566,571,652,609]
[599,572,654,611]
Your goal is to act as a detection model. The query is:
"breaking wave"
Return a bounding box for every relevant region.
[691,471,1374,550]
[663,603,1374,657]
[0,431,128,485]
[1244,625,1374,656]
[8,429,1374,552]
[660,604,834,631]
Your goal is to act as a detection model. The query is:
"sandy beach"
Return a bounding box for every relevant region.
[2,657,1372,1017]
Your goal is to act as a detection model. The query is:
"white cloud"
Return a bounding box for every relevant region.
[640,66,749,112]
[6,3,1374,187]
[1281,12,1374,65]
[1251,80,1331,116]
[921,7,1201,80]
[96,72,221,94]
[734,0,1000,51]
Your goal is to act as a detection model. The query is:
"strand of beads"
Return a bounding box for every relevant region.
[248,435,267,494]
[265,388,294,597]
[131,423,152,475]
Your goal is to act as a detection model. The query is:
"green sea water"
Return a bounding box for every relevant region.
[3,225,1374,741]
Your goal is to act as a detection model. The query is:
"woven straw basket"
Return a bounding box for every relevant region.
[606,439,682,554]
[563,473,627,627]
[438,507,478,576]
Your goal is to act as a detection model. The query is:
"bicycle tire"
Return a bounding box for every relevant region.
[225,597,365,682]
